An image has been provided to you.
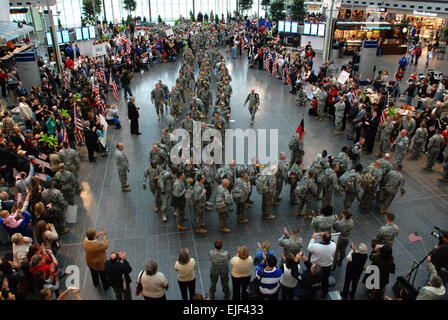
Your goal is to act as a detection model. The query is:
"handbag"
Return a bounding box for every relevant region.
[247,268,264,300]
[135,271,144,296]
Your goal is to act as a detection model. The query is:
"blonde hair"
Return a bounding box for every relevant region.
[238,246,249,260]
[0,210,9,219]
[261,241,270,251]
[11,233,23,244]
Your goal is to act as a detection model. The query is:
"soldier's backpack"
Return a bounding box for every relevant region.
[340,172,357,192]
[360,167,376,189]
[348,145,360,160]
[294,178,309,198]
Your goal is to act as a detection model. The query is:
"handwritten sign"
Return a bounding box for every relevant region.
[92,44,107,57]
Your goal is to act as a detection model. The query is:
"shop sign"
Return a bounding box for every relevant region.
[361,26,391,30]
[413,10,438,17]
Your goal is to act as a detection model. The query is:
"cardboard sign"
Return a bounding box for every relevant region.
[165,28,174,37]
[98,114,108,148]
[337,71,350,84]
[92,44,107,57]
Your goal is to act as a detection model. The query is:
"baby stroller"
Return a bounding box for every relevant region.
[248,53,258,68]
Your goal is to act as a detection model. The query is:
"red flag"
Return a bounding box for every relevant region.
[408,232,423,243]
[296,119,304,140]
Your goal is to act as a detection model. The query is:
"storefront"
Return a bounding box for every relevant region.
[333,21,409,56]
[405,11,446,41]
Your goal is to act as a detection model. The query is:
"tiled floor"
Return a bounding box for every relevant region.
[3,48,448,300]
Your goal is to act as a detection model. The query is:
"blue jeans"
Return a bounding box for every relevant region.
[109,118,121,128]
[3,211,32,237]
[122,84,133,99]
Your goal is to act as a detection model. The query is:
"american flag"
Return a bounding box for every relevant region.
[100,68,106,83]
[379,106,389,128]
[272,57,279,76]
[109,72,119,102]
[122,30,131,54]
[126,40,131,54]
[284,65,291,85]
[63,69,70,89]
[74,105,85,143]
[408,232,423,242]
[96,96,107,117]
[61,125,68,143]
[265,53,271,72]
[95,68,106,83]
[93,82,100,98]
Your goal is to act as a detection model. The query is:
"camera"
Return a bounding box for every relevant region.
[430,226,447,246]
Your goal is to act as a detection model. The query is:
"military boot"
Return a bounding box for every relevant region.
[177,224,188,231]
[264,215,276,220]
[196,227,208,234]
[220,227,231,233]
[162,212,167,222]
[122,186,131,192]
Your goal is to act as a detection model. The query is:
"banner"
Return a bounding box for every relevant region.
[92,44,107,57]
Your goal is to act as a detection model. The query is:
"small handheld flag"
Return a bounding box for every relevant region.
[296,119,304,141]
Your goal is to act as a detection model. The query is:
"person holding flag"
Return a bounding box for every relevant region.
[288,119,305,168]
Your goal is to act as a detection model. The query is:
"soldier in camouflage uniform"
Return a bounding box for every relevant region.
[311,205,336,234]
[172,171,188,231]
[41,180,69,235]
[287,161,304,204]
[332,147,350,178]
[232,171,251,224]
[158,80,169,111]
[215,160,236,191]
[142,161,163,213]
[424,128,445,170]
[379,117,394,156]
[166,110,177,133]
[311,151,330,198]
[159,128,175,154]
[158,167,177,222]
[350,138,365,169]
[53,163,77,206]
[208,240,230,300]
[274,152,289,205]
[339,164,362,214]
[181,113,194,140]
[379,165,405,214]
[372,213,400,248]
[58,141,80,192]
[410,122,428,159]
[288,132,305,169]
[215,179,233,233]
[317,86,328,120]
[393,129,409,166]
[244,89,260,125]
[295,170,318,218]
[359,160,383,209]
[168,86,183,119]
[278,227,304,259]
[198,84,213,117]
[151,83,165,120]
[320,163,343,208]
[333,210,354,266]
[193,174,208,234]
[255,165,277,220]
[149,144,169,168]
[115,143,130,192]
[438,145,448,183]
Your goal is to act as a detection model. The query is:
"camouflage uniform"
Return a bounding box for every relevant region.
[232,177,251,222]
[288,134,304,168]
[151,87,165,117]
[350,142,362,168]
[53,169,76,205]
[311,215,336,234]
[379,122,394,155]
[295,175,318,217]
[333,218,354,264]
[244,92,260,122]
[256,174,276,219]
[193,181,207,229]
[58,148,80,190]
[142,165,163,211]
[411,127,428,158]
[41,188,67,234]
[393,135,409,166]
[359,165,383,207]
[274,159,289,203]
[426,133,444,169]
[215,185,233,230]
[332,151,350,177]
[287,163,304,203]
[166,114,176,133]
[278,235,304,257]
[172,178,187,225]
[373,223,400,248]
[149,148,168,168]
[115,149,129,188]
[379,169,405,212]
[168,90,183,117]
[209,248,230,298]
[320,168,342,207]
[339,169,361,212]
[158,170,175,221]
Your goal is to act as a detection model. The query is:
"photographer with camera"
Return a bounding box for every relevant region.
[105,251,132,300]
[415,255,446,300]
[429,229,448,283]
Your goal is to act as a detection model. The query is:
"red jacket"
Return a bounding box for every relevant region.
[65,58,74,69]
